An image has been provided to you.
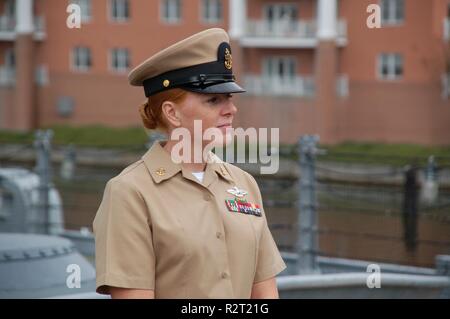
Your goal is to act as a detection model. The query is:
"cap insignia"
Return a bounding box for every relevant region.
[224,48,232,70]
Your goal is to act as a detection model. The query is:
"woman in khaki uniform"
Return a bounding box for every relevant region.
[93,28,286,299]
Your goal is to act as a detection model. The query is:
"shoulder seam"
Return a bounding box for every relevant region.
[117,159,146,177]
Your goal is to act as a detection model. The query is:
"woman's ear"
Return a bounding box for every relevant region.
[161,101,182,128]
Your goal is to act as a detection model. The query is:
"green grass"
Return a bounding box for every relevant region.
[0,130,34,144]
[1,126,450,165]
[322,141,450,158]
[317,141,450,166]
[274,141,450,166]
[0,125,149,149]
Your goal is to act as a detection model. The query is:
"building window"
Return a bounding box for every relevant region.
[72,46,92,72]
[69,0,92,23]
[110,48,130,73]
[2,0,15,31]
[161,0,182,24]
[35,65,49,86]
[201,0,222,24]
[380,0,404,25]
[378,53,403,80]
[5,0,15,17]
[263,56,296,80]
[110,0,129,22]
[4,48,15,68]
[57,96,75,118]
[0,48,15,87]
[263,4,298,33]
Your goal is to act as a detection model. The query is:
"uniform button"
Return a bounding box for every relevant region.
[203,193,212,201]
[216,232,222,239]
[221,272,228,279]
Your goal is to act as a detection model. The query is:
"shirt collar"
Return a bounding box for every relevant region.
[142,141,234,184]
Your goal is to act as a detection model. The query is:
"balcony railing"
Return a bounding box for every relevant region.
[0,15,46,40]
[0,66,16,87]
[245,19,347,39]
[246,20,316,38]
[243,75,315,97]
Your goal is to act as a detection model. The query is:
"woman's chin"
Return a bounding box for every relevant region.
[204,133,233,149]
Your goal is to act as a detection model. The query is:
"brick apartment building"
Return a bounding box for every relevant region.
[0,0,449,145]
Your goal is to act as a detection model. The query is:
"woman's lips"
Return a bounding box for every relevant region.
[218,125,232,132]
[217,124,232,128]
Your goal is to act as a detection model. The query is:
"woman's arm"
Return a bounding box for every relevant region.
[250,277,279,299]
[109,287,155,299]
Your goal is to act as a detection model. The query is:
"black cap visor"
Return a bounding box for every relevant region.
[181,81,246,94]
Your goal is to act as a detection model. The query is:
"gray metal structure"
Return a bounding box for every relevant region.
[296,135,324,274]
[0,132,449,298]
[0,167,63,235]
[34,130,54,234]
[277,272,450,299]
[278,247,450,298]
[0,233,96,298]
[281,135,450,298]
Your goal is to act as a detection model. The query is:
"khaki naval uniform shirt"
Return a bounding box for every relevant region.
[93,141,286,298]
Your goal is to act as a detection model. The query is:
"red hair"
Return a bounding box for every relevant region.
[139,88,188,131]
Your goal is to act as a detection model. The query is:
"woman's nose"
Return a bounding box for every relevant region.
[223,100,237,116]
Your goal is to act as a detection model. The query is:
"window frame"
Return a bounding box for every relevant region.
[200,0,223,24]
[71,46,92,72]
[377,53,404,81]
[4,48,15,68]
[262,3,298,33]
[68,0,92,23]
[5,0,15,17]
[262,56,297,80]
[109,0,130,23]
[380,0,404,26]
[160,0,182,24]
[109,48,130,73]
[263,3,298,22]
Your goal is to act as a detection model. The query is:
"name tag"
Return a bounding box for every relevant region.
[225,199,262,217]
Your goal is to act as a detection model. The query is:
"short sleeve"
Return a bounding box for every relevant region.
[93,179,155,294]
[245,172,287,283]
[254,216,287,283]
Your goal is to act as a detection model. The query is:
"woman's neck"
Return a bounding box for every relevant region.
[162,139,207,172]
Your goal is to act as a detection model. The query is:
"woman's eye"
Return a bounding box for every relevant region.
[208,97,218,104]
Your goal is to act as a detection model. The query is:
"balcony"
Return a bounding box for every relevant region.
[0,15,46,41]
[240,19,347,48]
[243,75,315,97]
[0,66,15,87]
